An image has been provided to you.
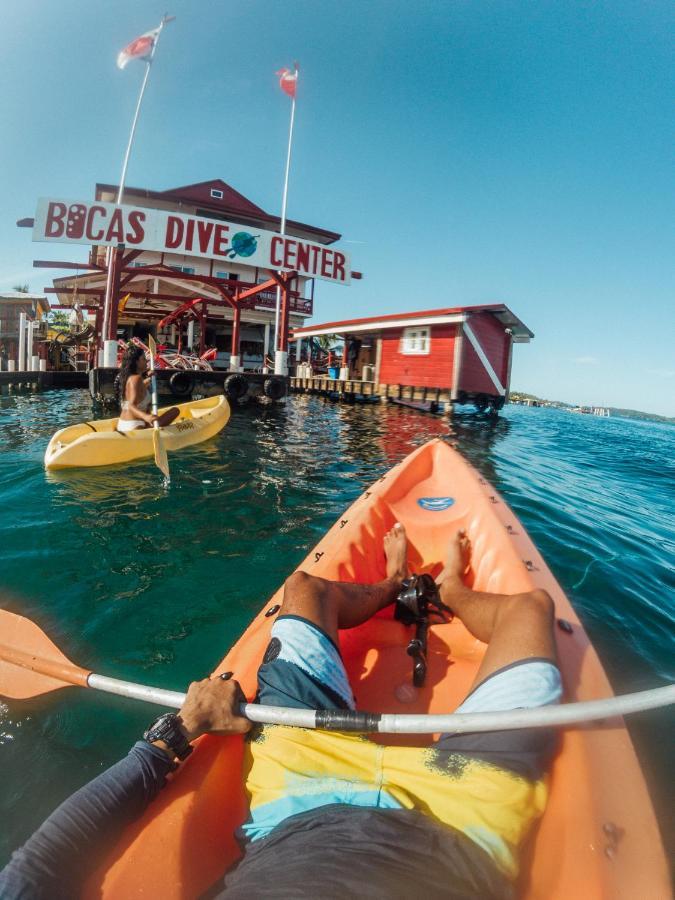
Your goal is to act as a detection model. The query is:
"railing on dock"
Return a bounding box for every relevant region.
[289,375,452,409]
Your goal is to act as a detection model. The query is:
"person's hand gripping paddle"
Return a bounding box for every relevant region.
[147,335,169,479]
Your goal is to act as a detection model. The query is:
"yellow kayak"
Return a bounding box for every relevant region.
[44,395,230,469]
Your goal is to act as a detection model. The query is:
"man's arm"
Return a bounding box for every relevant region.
[0,678,250,900]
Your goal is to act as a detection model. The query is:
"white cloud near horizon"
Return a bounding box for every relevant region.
[646,368,675,379]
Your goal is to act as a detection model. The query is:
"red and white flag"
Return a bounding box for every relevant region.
[117,27,160,70]
[277,67,298,99]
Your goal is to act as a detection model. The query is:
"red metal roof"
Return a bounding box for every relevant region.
[95,180,341,245]
[157,179,268,217]
[292,304,533,339]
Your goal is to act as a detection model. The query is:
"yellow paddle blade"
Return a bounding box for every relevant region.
[153,426,170,478]
[0,609,91,700]
[148,334,157,356]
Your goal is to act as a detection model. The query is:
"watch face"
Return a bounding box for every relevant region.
[145,713,174,741]
[144,714,192,760]
[155,714,175,738]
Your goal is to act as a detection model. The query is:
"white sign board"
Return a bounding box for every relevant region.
[32,198,351,286]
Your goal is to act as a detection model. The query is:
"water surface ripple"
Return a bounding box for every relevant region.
[0,390,672,863]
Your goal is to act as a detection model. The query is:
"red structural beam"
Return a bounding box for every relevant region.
[34,255,359,283]
[157,299,202,328]
[44,288,103,296]
[157,297,233,328]
[42,287,309,311]
[40,261,299,297]
[236,277,278,301]
[50,304,99,311]
[44,288,213,303]
[34,260,103,270]
[117,310,170,320]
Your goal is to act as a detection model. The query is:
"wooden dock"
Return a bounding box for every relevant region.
[0,371,88,391]
[289,376,451,412]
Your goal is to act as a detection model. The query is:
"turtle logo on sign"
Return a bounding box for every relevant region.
[417,496,455,511]
[225,232,259,259]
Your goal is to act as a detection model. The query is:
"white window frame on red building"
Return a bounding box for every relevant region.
[401,326,431,355]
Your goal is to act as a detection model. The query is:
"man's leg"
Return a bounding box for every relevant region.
[241,527,412,847]
[279,522,409,645]
[437,530,557,692]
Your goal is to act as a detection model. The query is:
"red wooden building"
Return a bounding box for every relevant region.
[292,304,533,411]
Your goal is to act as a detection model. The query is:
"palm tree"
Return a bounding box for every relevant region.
[12,283,29,293]
[316,334,341,352]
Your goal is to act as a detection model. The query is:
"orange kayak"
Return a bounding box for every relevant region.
[87,438,669,898]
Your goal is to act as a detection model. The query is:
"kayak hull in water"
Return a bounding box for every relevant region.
[44,395,230,469]
[86,438,669,898]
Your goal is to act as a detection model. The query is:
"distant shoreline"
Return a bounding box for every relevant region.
[510,392,674,425]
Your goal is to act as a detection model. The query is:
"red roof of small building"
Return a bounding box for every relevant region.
[292,304,534,340]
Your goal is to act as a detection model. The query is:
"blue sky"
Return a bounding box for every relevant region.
[1,1,672,414]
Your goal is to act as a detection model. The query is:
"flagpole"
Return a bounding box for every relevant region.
[273,65,298,376]
[101,15,173,351]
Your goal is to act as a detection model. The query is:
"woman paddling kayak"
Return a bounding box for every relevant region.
[117,345,179,433]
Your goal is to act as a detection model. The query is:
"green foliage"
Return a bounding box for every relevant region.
[12,283,29,293]
[316,333,341,351]
[48,310,71,329]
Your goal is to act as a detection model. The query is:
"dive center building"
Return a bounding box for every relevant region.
[25,179,353,398]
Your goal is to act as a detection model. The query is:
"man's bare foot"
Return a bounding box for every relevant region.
[436,529,471,587]
[384,522,409,581]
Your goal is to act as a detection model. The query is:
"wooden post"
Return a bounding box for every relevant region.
[107,246,124,341]
[374,336,383,387]
[199,301,207,356]
[274,276,291,375]
[341,333,351,381]
[18,312,26,371]
[230,304,241,372]
[451,320,465,401]
[504,332,514,402]
[94,305,103,366]
[263,322,270,373]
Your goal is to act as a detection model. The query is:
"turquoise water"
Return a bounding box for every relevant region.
[0,390,673,865]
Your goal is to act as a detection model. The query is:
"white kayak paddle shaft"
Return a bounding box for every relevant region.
[85,674,675,734]
[88,674,185,709]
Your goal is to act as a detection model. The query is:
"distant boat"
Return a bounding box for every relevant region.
[570,406,610,417]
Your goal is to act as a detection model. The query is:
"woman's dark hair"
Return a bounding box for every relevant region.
[118,345,146,398]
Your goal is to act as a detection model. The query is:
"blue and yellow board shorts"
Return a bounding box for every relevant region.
[241,614,563,881]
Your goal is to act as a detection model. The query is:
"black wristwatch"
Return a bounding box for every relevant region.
[143,713,193,761]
